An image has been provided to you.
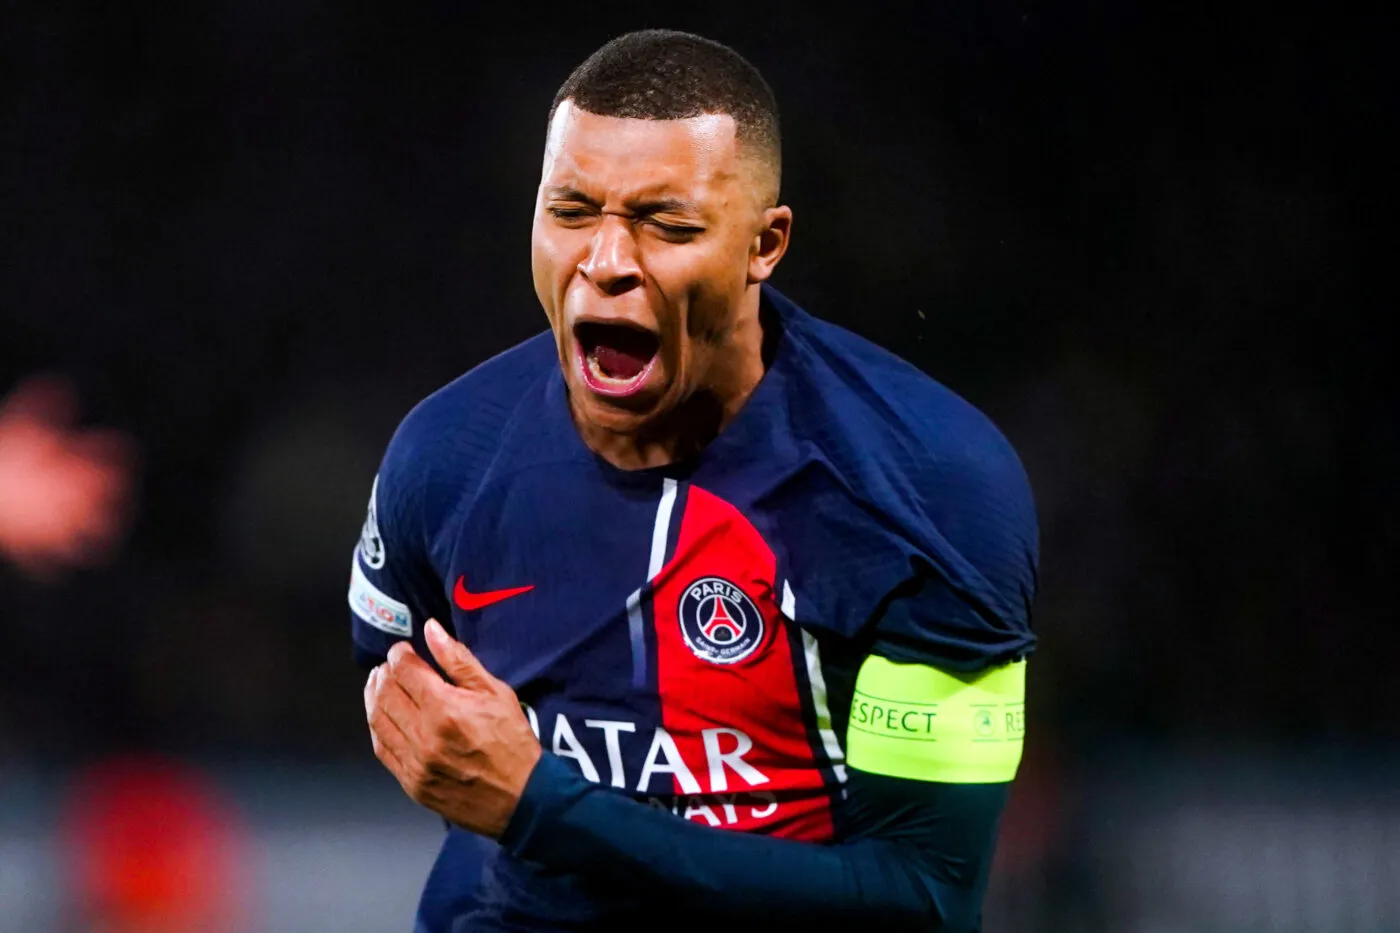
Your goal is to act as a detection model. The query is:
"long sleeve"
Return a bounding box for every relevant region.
[499,753,1007,932]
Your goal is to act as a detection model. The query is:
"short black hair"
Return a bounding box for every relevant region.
[550,30,782,202]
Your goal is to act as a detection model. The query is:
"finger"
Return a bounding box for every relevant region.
[378,672,432,753]
[370,660,423,735]
[366,672,416,777]
[424,618,495,692]
[369,703,412,782]
[386,641,438,709]
[369,726,407,779]
[363,665,382,720]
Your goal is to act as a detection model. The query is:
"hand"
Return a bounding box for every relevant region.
[364,619,543,838]
[0,375,137,579]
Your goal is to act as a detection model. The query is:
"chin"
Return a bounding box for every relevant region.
[578,405,652,436]
[570,381,667,434]
[572,362,699,444]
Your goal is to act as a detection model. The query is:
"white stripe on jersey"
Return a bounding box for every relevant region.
[785,580,848,784]
[648,478,679,579]
[629,478,680,687]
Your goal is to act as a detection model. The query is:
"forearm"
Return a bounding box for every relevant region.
[500,754,1000,931]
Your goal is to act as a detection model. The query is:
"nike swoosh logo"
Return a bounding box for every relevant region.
[453,575,534,611]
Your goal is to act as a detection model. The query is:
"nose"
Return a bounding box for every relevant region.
[578,214,643,297]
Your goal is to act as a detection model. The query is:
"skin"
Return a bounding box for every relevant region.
[366,622,539,839]
[532,101,791,469]
[367,101,793,836]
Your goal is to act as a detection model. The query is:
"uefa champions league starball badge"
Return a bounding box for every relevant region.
[360,476,386,569]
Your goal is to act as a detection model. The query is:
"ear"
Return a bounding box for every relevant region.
[747,205,793,285]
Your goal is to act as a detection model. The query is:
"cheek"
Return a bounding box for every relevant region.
[680,256,746,343]
[530,227,571,320]
[646,246,738,336]
[684,293,734,344]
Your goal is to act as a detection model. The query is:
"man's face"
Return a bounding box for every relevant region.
[531,102,782,436]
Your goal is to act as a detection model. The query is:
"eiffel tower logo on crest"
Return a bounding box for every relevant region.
[678,576,765,664]
[700,595,744,643]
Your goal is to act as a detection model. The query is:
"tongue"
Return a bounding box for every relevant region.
[594,344,650,380]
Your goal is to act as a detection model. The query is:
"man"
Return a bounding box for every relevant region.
[354,29,1036,932]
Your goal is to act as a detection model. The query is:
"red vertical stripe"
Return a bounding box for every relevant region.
[650,485,833,841]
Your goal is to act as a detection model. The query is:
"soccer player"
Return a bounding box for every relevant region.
[354,30,1037,933]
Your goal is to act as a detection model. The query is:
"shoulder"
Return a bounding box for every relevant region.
[765,289,1037,665]
[376,331,557,533]
[387,330,555,458]
[777,293,1036,551]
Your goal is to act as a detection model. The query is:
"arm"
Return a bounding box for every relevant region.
[348,420,452,669]
[503,759,1006,931]
[499,655,1024,932]
[368,622,1024,933]
[349,430,486,896]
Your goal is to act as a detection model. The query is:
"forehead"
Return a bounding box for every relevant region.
[541,101,743,201]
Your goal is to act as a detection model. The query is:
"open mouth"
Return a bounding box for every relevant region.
[574,321,660,397]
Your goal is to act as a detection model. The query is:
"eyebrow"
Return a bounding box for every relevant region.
[630,196,703,217]
[543,186,600,206]
[543,187,703,217]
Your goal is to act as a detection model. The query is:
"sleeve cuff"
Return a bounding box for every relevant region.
[498,752,593,858]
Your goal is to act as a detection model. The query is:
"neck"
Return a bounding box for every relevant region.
[574,294,768,471]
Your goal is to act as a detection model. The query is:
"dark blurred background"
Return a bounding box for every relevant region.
[0,3,1391,931]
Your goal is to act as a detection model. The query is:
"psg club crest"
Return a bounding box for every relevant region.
[678,576,765,664]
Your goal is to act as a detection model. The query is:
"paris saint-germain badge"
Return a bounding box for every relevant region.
[678,576,765,664]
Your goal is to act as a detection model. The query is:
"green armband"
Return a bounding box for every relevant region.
[846,656,1026,783]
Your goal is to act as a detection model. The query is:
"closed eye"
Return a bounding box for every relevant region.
[547,206,593,223]
[648,220,704,240]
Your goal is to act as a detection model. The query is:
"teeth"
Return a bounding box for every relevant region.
[587,351,641,384]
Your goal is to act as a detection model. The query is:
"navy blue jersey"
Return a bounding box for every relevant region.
[349,285,1037,928]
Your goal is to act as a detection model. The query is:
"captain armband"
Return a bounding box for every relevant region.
[845,656,1026,783]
